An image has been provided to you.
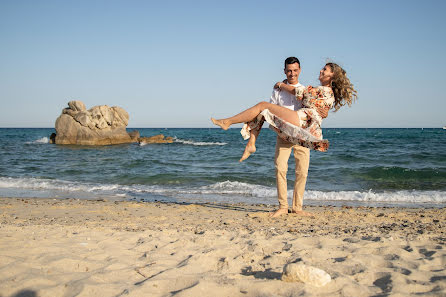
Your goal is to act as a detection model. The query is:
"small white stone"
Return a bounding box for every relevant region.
[282,263,331,287]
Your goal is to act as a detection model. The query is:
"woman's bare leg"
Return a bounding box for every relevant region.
[211,102,301,130]
[239,116,265,162]
[239,128,259,162]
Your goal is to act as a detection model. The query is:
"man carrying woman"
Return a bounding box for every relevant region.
[212,57,357,217]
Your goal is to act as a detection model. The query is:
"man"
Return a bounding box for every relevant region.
[269,57,328,217]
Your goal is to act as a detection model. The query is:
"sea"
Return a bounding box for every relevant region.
[0,128,445,208]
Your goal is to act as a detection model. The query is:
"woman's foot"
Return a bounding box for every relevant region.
[211,118,230,130]
[239,144,256,162]
[269,208,289,218]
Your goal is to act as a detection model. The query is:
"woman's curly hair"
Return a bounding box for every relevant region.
[326,62,357,111]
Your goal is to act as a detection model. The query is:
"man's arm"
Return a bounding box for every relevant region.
[274,82,296,96]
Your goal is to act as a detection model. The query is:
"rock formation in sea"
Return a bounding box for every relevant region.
[52,101,139,145]
[138,134,174,144]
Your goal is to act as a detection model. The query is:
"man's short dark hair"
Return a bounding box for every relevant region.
[284,57,300,68]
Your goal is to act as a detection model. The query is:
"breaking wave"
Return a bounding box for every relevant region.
[25,137,49,144]
[173,137,227,146]
[0,177,444,207]
[139,137,226,146]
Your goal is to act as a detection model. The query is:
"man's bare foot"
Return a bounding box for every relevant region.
[291,210,314,217]
[239,144,256,162]
[211,118,230,130]
[269,208,289,218]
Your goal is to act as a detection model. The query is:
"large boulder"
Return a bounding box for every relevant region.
[53,100,139,145]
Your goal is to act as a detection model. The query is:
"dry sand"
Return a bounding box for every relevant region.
[0,197,445,297]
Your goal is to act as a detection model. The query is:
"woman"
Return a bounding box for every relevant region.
[211,62,357,162]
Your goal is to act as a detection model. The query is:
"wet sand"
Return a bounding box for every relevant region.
[0,197,445,297]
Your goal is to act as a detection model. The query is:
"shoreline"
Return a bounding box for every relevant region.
[1,191,445,209]
[1,197,445,296]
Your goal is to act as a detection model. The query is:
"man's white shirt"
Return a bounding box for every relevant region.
[269,82,303,111]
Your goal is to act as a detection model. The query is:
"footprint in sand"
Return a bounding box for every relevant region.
[373,273,393,294]
[333,256,347,263]
[418,248,436,258]
[340,263,366,276]
[403,245,414,252]
[384,254,400,261]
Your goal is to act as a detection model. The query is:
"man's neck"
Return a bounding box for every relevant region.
[287,80,299,86]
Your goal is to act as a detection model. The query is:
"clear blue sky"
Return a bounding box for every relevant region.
[1,0,445,128]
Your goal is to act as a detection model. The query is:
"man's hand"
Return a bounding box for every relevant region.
[274,80,289,90]
[317,105,330,118]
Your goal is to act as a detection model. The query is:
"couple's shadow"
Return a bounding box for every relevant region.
[3,290,37,297]
[175,201,268,213]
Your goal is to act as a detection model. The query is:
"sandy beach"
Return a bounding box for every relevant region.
[0,197,445,297]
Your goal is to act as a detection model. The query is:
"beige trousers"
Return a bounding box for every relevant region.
[274,136,310,211]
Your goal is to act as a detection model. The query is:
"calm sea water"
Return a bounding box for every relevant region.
[0,128,445,207]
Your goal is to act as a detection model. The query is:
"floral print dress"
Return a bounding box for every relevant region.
[240,86,335,152]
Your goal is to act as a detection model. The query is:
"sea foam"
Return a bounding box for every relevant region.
[138,137,226,146]
[25,137,49,144]
[0,177,444,207]
[173,137,227,146]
